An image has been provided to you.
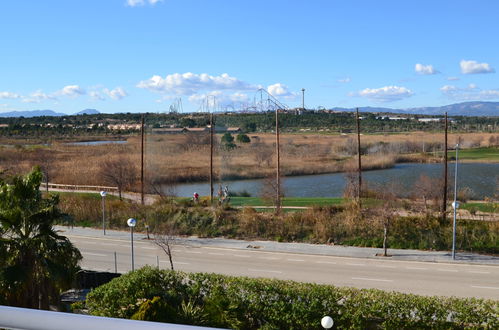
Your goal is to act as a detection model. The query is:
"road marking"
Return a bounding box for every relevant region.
[375,265,396,269]
[406,266,427,270]
[259,257,280,260]
[352,277,393,282]
[140,247,157,250]
[160,260,190,265]
[346,263,365,266]
[471,285,499,290]
[248,268,282,274]
[233,254,251,258]
[467,271,490,274]
[437,269,458,272]
[208,252,225,256]
[287,259,305,262]
[83,252,107,257]
[315,261,337,265]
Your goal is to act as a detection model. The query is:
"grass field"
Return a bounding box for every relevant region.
[446,147,499,161]
[461,202,498,213]
[229,197,344,207]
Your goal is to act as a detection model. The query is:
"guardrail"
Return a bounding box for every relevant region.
[40,182,118,192]
[0,305,219,330]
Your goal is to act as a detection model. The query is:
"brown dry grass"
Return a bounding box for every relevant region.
[0,131,497,188]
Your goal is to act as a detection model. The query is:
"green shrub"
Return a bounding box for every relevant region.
[85,267,499,329]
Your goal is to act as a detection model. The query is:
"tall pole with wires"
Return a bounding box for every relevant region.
[209,111,214,205]
[442,112,448,223]
[275,102,281,214]
[140,115,145,206]
[356,108,362,203]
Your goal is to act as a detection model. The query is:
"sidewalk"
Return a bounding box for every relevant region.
[56,226,499,266]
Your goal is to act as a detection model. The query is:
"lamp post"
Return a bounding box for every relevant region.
[127,218,137,271]
[451,144,459,260]
[321,316,334,329]
[100,191,107,235]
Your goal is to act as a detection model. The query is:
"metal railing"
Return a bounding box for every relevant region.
[40,182,118,192]
[0,305,220,330]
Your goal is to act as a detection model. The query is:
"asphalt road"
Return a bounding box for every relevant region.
[63,230,499,300]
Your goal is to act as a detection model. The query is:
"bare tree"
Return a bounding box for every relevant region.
[412,174,444,213]
[153,223,179,270]
[99,156,138,200]
[31,148,56,192]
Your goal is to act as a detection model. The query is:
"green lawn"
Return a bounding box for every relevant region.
[229,197,344,207]
[461,202,498,213]
[446,147,499,161]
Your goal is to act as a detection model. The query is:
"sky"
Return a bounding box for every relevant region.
[1,0,499,114]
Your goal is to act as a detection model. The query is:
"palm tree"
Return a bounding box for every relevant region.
[0,167,82,309]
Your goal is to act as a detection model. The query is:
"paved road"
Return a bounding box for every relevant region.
[58,227,499,300]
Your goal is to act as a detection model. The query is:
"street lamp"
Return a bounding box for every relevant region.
[321,316,334,329]
[127,218,137,271]
[451,144,459,260]
[100,191,107,235]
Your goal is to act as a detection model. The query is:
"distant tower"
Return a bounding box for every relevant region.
[301,88,305,111]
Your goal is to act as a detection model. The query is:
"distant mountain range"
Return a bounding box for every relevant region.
[331,101,499,117]
[0,101,498,117]
[0,109,101,117]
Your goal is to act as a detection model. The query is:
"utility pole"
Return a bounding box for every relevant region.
[356,108,362,203]
[442,112,448,223]
[140,115,145,206]
[275,105,281,214]
[209,112,214,205]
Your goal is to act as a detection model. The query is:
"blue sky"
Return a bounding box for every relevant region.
[1,0,498,114]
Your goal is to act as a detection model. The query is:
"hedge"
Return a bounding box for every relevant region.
[84,266,498,329]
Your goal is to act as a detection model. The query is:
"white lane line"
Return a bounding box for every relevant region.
[471,285,499,290]
[437,269,458,272]
[83,252,107,257]
[352,277,393,282]
[406,266,427,270]
[233,254,251,258]
[315,261,337,265]
[208,252,225,256]
[375,265,396,269]
[346,263,365,266]
[259,257,280,260]
[248,268,282,274]
[287,259,305,262]
[467,271,490,274]
[159,260,190,265]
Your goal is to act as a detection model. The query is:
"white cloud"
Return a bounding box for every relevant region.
[337,77,351,83]
[104,87,128,100]
[137,72,256,95]
[447,76,460,81]
[355,86,413,102]
[59,85,86,97]
[0,92,21,99]
[415,63,438,75]
[267,83,297,99]
[126,0,163,7]
[440,83,499,100]
[89,91,105,101]
[22,90,57,103]
[460,60,495,74]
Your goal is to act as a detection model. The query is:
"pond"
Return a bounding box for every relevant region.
[165,163,499,199]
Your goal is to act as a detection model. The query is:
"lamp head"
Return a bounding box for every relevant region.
[127,218,137,227]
